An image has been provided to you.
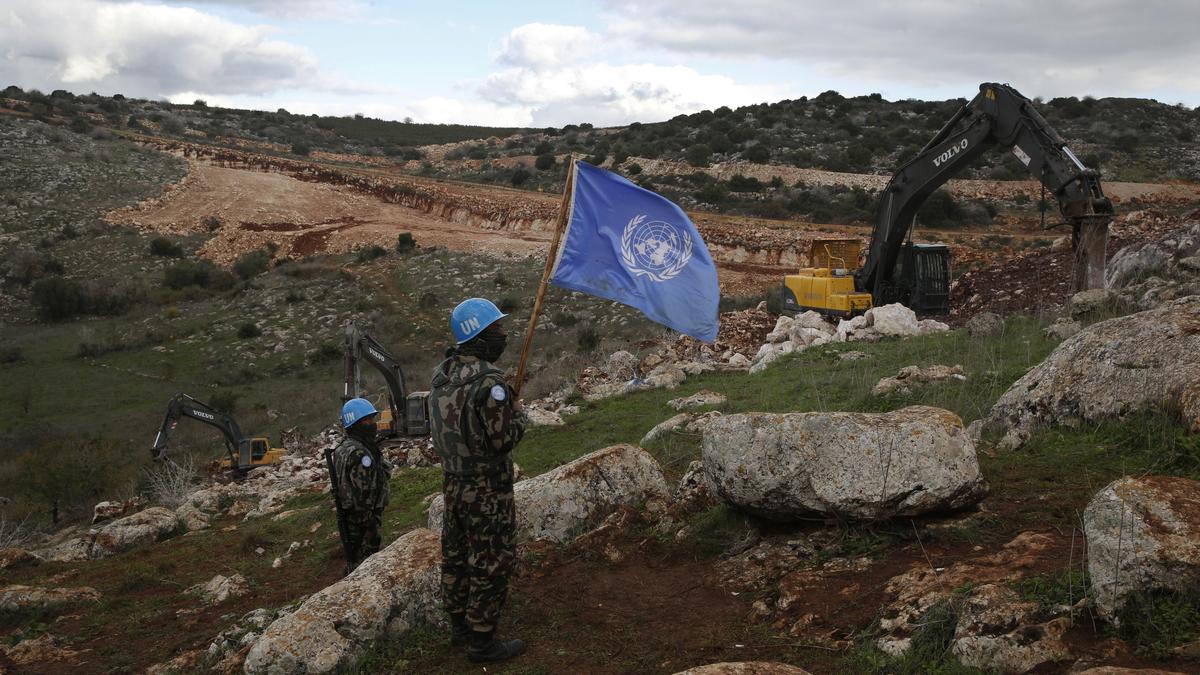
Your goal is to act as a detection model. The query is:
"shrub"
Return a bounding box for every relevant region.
[143,457,196,508]
[355,245,388,263]
[31,277,131,321]
[285,290,302,303]
[576,325,600,353]
[314,342,342,363]
[208,390,239,414]
[237,322,262,339]
[728,175,764,192]
[534,153,556,171]
[164,260,216,289]
[291,142,311,156]
[551,310,578,328]
[685,144,712,167]
[3,249,63,285]
[418,291,439,310]
[148,237,184,258]
[743,144,770,162]
[510,168,531,187]
[625,163,643,175]
[396,232,416,253]
[233,249,272,279]
[497,296,519,313]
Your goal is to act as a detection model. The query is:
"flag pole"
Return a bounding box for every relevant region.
[512,156,576,396]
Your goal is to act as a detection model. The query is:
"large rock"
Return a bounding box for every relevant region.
[243,528,442,674]
[702,406,985,521]
[871,364,966,396]
[673,664,812,675]
[523,406,565,427]
[1069,288,1118,317]
[668,389,727,410]
[605,350,639,380]
[965,312,1005,337]
[1106,222,1200,289]
[984,297,1200,449]
[189,574,251,605]
[866,303,921,337]
[428,445,670,544]
[41,506,180,562]
[1084,476,1200,620]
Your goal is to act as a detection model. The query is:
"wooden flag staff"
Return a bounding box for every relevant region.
[512,157,577,396]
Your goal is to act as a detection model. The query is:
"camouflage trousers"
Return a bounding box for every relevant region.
[341,509,382,574]
[441,470,516,632]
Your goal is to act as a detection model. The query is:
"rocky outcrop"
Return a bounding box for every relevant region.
[1106,222,1200,289]
[984,297,1200,449]
[428,445,671,544]
[523,406,565,427]
[1084,476,1200,620]
[877,532,1064,659]
[1043,317,1082,341]
[0,585,101,613]
[950,584,1072,673]
[672,663,812,675]
[92,498,142,525]
[871,364,966,396]
[0,634,85,668]
[965,312,1005,337]
[702,406,985,521]
[1070,288,1119,317]
[0,547,42,570]
[40,506,180,562]
[668,390,727,410]
[188,574,251,605]
[243,528,442,674]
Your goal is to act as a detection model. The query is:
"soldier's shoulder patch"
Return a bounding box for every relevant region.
[490,384,507,402]
[361,454,373,468]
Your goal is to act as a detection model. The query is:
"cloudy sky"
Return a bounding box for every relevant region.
[2,0,1198,127]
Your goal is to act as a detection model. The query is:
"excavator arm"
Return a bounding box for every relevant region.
[856,83,1114,306]
[151,393,245,464]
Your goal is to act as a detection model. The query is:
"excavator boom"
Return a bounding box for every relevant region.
[343,322,430,436]
[856,83,1114,309]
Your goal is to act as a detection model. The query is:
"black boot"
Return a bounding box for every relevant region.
[467,629,525,663]
[449,613,471,647]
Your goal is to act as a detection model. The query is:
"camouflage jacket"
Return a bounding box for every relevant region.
[331,436,390,513]
[430,354,525,476]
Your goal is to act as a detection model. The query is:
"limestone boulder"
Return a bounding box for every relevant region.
[668,390,727,411]
[41,506,180,562]
[645,363,687,390]
[950,584,1072,673]
[189,574,251,605]
[176,502,211,532]
[984,297,1200,449]
[1084,476,1200,620]
[673,663,812,675]
[1069,288,1118,317]
[867,303,921,337]
[641,413,694,446]
[243,528,442,674]
[965,312,1004,337]
[605,350,639,380]
[92,498,140,525]
[523,407,565,427]
[1043,318,1082,341]
[702,406,985,521]
[871,364,966,396]
[428,445,670,545]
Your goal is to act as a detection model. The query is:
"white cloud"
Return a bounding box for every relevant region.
[601,0,1200,102]
[495,23,598,69]
[103,0,368,20]
[0,0,317,98]
[480,23,791,126]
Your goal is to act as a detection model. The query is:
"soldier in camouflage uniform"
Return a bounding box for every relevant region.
[430,298,526,663]
[329,397,390,575]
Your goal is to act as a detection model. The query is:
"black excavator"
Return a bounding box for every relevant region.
[783,82,1115,316]
[151,393,286,471]
[343,322,430,438]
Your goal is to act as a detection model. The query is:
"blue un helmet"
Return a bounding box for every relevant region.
[340,397,378,428]
[450,298,507,344]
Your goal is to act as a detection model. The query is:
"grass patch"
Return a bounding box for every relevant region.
[1011,570,1089,610]
[1112,588,1200,657]
[844,596,983,675]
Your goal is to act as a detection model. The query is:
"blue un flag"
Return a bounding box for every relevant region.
[549,160,720,343]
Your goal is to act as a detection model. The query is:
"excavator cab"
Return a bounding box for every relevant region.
[890,243,951,314]
[405,392,431,435]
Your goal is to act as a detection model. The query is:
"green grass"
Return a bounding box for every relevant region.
[1112,589,1200,657]
[843,597,984,675]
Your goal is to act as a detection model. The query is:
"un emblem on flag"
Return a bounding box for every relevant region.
[619,214,694,282]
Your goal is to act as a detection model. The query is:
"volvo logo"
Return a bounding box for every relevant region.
[194,411,215,421]
[933,139,969,168]
[367,347,386,362]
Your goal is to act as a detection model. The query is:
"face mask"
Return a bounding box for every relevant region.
[480,330,508,362]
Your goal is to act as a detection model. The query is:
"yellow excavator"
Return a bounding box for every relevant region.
[782,82,1113,316]
[343,322,430,438]
[150,393,285,471]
